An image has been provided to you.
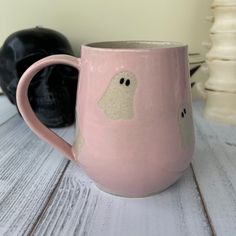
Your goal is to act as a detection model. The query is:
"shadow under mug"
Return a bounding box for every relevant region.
[16,41,195,197]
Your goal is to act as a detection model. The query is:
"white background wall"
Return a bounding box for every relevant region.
[0,0,212,55]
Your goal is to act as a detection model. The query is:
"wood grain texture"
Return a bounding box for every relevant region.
[0,96,17,125]
[3,97,236,236]
[32,164,211,236]
[0,115,74,236]
[192,101,236,236]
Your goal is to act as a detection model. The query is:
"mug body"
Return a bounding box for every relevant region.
[73,41,194,197]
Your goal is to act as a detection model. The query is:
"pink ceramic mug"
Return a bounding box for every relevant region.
[16,41,194,197]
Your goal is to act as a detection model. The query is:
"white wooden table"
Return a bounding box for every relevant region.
[0,95,236,236]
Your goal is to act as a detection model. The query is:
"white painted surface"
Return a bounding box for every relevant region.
[0,114,74,235]
[33,165,210,236]
[0,96,17,125]
[0,97,235,236]
[192,101,236,236]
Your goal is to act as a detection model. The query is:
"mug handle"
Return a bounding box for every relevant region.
[16,54,81,161]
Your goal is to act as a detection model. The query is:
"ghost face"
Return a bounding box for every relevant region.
[98,71,137,120]
[178,104,194,148]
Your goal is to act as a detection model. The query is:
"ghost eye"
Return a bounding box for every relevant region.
[120,78,125,84]
[183,108,186,114]
[125,79,130,86]
[181,112,184,118]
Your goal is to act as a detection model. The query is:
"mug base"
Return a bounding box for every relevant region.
[94,180,178,198]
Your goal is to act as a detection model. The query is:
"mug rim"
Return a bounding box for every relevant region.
[83,40,187,51]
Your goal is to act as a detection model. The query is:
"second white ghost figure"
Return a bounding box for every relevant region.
[178,103,194,148]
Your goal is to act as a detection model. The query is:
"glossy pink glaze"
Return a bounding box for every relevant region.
[16,55,80,161]
[16,42,194,197]
[75,43,194,197]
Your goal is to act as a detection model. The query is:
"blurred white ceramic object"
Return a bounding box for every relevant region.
[206,32,236,60]
[204,90,236,125]
[202,41,212,49]
[205,15,215,22]
[210,6,236,32]
[206,60,236,92]
[195,0,236,126]
[212,0,236,7]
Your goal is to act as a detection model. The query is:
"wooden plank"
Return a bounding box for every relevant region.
[33,159,211,235]
[0,115,74,235]
[0,96,17,125]
[192,101,236,236]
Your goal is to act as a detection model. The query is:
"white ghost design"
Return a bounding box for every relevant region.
[178,103,194,148]
[98,71,137,120]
